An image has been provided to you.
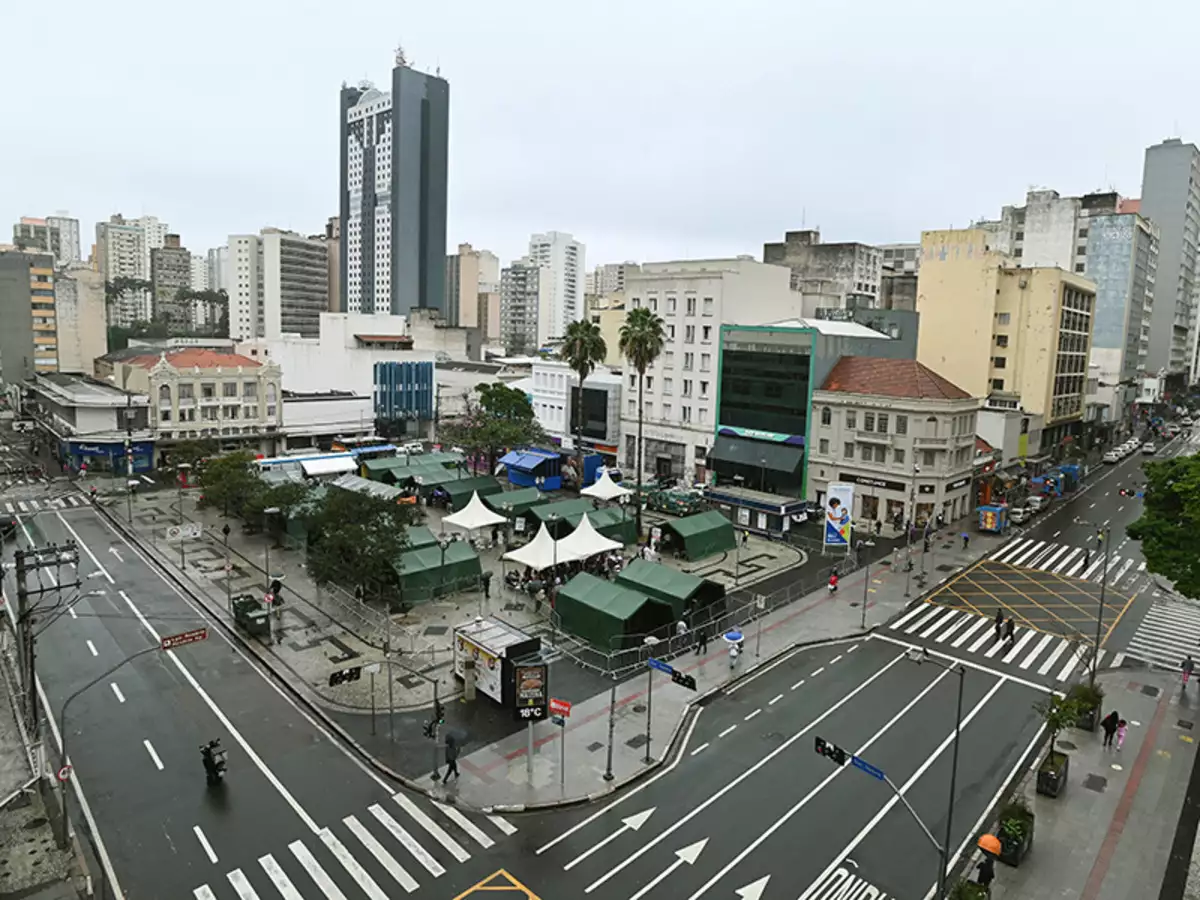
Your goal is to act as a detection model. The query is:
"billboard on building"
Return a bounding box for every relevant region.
[824,482,855,547]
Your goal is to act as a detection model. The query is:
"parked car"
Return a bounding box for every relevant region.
[1143,442,1157,455]
[1009,506,1032,524]
[1103,451,1120,464]
[1184,417,1195,427]
[1027,495,1051,514]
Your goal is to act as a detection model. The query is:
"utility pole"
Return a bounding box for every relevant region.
[14,543,82,734]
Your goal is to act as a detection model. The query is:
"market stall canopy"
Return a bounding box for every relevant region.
[555,513,622,560]
[441,475,504,511]
[555,573,674,647]
[660,510,737,561]
[501,523,585,569]
[615,558,725,619]
[483,487,546,518]
[405,525,440,550]
[392,541,482,603]
[443,491,508,531]
[581,469,632,501]
[300,456,357,478]
[528,498,597,537]
[330,472,404,503]
[499,449,557,474]
[562,506,637,544]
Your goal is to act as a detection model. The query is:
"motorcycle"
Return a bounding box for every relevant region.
[200,738,228,786]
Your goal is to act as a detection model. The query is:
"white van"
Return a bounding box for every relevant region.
[1027,495,1050,514]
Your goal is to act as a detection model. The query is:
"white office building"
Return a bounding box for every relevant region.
[528,231,585,341]
[95,215,150,325]
[190,254,210,291]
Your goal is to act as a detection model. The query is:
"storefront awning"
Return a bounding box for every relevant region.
[708,435,805,474]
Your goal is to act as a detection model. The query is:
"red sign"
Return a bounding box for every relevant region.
[56,765,72,782]
[264,592,274,605]
[160,627,208,650]
[549,697,571,718]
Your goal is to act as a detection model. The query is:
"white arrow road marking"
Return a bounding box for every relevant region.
[564,808,655,871]
[627,839,708,900]
[109,547,123,563]
[735,875,771,900]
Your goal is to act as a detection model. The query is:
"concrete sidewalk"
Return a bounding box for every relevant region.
[975,668,1199,900]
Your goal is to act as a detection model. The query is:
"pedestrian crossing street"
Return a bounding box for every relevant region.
[193,791,518,899]
[1123,597,1200,672]
[886,603,1124,683]
[989,537,1148,588]
[3,494,87,514]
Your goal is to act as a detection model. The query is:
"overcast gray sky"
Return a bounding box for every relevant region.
[3,0,1197,268]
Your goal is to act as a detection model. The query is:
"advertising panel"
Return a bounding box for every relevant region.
[454,633,503,703]
[823,482,855,547]
[514,663,549,721]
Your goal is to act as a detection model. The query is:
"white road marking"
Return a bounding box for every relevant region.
[392,793,469,862]
[811,666,826,676]
[903,606,944,634]
[320,827,388,900]
[891,603,933,630]
[1056,645,1088,682]
[369,803,444,877]
[86,640,98,657]
[690,742,709,756]
[829,655,842,665]
[1138,561,1147,572]
[193,888,217,900]
[258,854,304,899]
[951,617,991,648]
[1053,530,1061,538]
[918,608,958,639]
[769,694,784,706]
[143,739,164,771]
[344,815,419,893]
[488,814,517,836]
[227,869,262,900]
[846,644,859,653]
[1001,630,1038,665]
[289,840,347,900]
[718,725,737,738]
[791,679,806,690]
[193,825,218,864]
[16,501,27,512]
[967,627,996,654]
[110,683,125,703]
[434,802,495,849]
[1037,639,1070,676]
[1020,634,1056,670]
[744,709,761,722]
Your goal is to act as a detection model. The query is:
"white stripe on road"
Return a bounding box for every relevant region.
[110,683,125,703]
[1113,558,1135,585]
[891,603,933,630]
[744,709,761,722]
[769,694,784,706]
[1020,634,1056,670]
[791,679,806,690]
[1082,558,1104,579]
[143,739,164,771]
[290,840,347,900]
[984,630,1014,658]
[1057,646,1087,682]
[86,640,97,657]
[3,503,12,514]
[918,608,958,639]
[344,815,419,893]
[718,725,737,738]
[904,606,945,634]
[1041,546,1070,571]
[193,825,218,864]
[194,888,217,900]
[952,617,991,648]
[1053,547,1082,573]
[1011,540,1046,566]
[931,612,971,643]
[1002,630,1038,665]
[488,815,518,836]
[1111,652,1126,667]
[1138,561,1147,572]
[1037,640,1070,676]
[392,793,470,862]
[691,743,710,756]
[992,539,1030,562]
[227,869,262,900]
[16,501,27,512]
[369,804,444,876]
[810,667,826,677]
[434,802,495,849]
[967,625,996,654]
[259,854,304,900]
[321,827,389,900]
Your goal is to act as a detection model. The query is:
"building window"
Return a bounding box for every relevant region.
[682,379,692,397]
[821,406,832,426]
[846,410,857,429]
[993,357,1007,369]
[702,325,712,341]
[157,385,172,407]
[922,450,935,467]
[843,442,854,459]
[666,297,676,314]
[160,409,171,423]
[1015,231,1024,241]
[646,376,653,390]
[996,313,1010,326]
[664,351,675,368]
[178,383,194,400]
[992,378,1004,390]
[893,448,905,464]
[663,378,673,395]
[995,334,1008,348]
[684,353,695,371]
[681,406,692,423]
[223,405,240,419]
[698,408,708,424]
[860,445,872,462]
[700,381,709,398]
[629,374,636,389]
[685,325,695,344]
[1074,263,1085,272]
[243,381,257,399]
[895,415,907,435]
[662,403,672,419]
[819,438,830,454]
[649,298,658,312]
[667,324,675,340]
[223,381,238,397]
[877,414,888,433]
[863,412,875,431]
[699,353,710,371]
[702,297,713,315]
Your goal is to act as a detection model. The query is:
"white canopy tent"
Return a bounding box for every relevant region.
[502,523,586,570]
[555,513,622,560]
[581,469,633,502]
[442,491,507,532]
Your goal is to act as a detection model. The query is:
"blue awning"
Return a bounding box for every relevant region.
[499,451,524,467]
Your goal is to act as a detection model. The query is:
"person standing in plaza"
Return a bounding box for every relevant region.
[1101,711,1120,749]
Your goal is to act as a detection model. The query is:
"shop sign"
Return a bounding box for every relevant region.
[838,473,905,493]
[947,476,971,491]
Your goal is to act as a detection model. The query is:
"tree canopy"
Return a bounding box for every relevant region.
[196,450,263,517]
[439,382,546,471]
[305,486,416,598]
[1127,454,1200,597]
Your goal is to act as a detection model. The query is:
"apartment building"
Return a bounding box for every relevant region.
[151,234,193,328]
[54,265,108,374]
[0,251,57,382]
[528,232,586,340]
[500,258,552,354]
[445,242,500,331]
[96,215,150,325]
[12,215,81,265]
[763,229,882,311]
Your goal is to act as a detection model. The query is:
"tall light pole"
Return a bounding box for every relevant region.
[1075,517,1111,687]
[176,462,191,570]
[856,538,876,630]
[642,635,659,764]
[263,506,281,593]
[907,648,964,900]
[905,462,921,598]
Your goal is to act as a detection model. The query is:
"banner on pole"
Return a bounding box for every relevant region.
[823,482,855,547]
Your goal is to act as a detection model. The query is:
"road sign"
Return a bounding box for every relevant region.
[851,755,885,781]
[56,765,72,783]
[160,627,208,650]
[647,657,673,675]
[263,592,274,605]
[165,525,181,541]
[549,697,572,717]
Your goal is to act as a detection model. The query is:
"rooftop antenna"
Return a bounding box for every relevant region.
[395,44,408,68]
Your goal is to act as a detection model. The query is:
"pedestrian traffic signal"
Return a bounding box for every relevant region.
[671,670,697,691]
[434,701,445,725]
[814,735,849,766]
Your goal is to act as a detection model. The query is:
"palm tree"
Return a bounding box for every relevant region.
[618,306,665,538]
[559,320,608,480]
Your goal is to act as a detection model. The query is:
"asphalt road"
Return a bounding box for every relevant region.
[6,504,524,899]
[452,637,1047,900]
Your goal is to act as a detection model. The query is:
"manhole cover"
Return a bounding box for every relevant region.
[850,601,861,607]
[632,704,647,714]
[586,741,604,753]
[1058,740,1077,750]
[423,625,449,636]
[1083,774,1107,792]
[625,733,648,749]
[936,564,955,572]
[1143,685,1161,698]
[1179,720,1194,730]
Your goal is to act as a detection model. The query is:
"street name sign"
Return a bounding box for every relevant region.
[647,657,672,674]
[851,755,885,780]
[647,657,697,691]
[160,627,208,650]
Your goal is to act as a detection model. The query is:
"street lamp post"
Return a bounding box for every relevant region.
[642,635,659,765]
[126,478,138,524]
[856,538,876,630]
[1076,517,1112,687]
[222,523,232,613]
[905,463,921,598]
[907,647,964,900]
[176,463,191,570]
[437,533,451,598]
[263,506,281,594]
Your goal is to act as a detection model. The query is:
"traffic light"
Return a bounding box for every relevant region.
[434,701,445,725]
[671,669,697,691]
[815,735,849,767]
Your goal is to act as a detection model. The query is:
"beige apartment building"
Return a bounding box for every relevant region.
[584,291,627,367]
[916,229,1095,454]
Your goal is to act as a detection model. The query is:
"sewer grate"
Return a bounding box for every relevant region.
[586,741,604,753]
[625,733,649,749]
[423,625,449,636]
[632,704,647,714]
[1083,774,1107,792]
[1179,720,1194,731]
[1143,685,1161,698]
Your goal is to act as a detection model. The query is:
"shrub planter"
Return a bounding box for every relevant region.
[949,880,990,900]
[1075,705,1099,732]
[996,799,1036,867]
[1067,682,1104,733]
[1036,750,1070,798]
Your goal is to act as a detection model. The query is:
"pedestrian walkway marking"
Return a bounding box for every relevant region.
[320,827,388,900]
[1037,640,1070,676]
[1021,634,1056,670]
[193,888,217,900]
[1056,646,1087,682]
[289,839,347,900]
[434,802,495,849]
[3,502,11,514]
[226,869,261,900]
[1001,630,1038,664]
[1124,600,1200,670]
[258,854,303,900]
[488,815,518,836]
[344,815,419,893]
[368,803,444,877]
[392,793,470,863]
[952,617,990,648]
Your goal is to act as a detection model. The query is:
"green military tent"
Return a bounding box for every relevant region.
[483,487,547,518]
[392,541,482,603]
[442,476,504,511]
[554,572,674,648]
[563,506,636,545]
[528,498,597,538]
[660,510,736,561]
[405,525,440,550]
[615,558,725,620]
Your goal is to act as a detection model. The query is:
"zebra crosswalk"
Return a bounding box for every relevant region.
[1123,597,1200,672]
[193,791,517,899]
[886,603,1125,683]
[3,494,87,514]
[989,537,1147,587]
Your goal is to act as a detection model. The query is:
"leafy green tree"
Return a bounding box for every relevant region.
[169,438,219,470]
[618,306,666,536]
[196,451,264,518]
[1127,454,1200,597]
[305,487,416,600]
[439,382,546,474]
[244,481,312,523]
[559,320,607,476]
